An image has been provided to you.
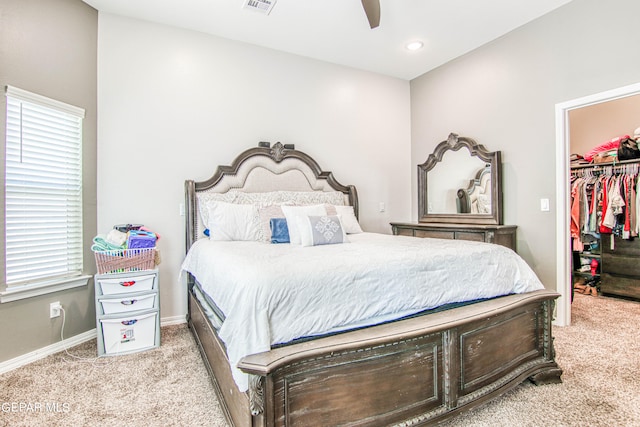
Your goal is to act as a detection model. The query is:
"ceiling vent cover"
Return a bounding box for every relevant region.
[243,0,277,15]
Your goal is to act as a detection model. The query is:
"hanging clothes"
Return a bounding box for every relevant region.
[571,162,639,244]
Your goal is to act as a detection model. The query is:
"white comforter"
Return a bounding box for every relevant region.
[180,232,544,392]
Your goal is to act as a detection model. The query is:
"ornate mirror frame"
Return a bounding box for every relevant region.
[418,133,503,225]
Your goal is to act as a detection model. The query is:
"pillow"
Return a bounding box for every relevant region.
[269,218,290,243]
[281,204,327,245]
[206,201,261,241]
[297,215,348,247]
[333,205,363,234]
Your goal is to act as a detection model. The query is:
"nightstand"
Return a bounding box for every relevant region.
[94,269,160,356]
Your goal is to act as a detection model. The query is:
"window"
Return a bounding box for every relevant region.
[2,86,89,302]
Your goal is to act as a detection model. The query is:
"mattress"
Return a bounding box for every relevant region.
[181,232,544,392]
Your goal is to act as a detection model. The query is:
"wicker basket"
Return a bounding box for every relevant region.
[94,248,156,275]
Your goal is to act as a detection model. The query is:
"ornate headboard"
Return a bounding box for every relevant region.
[456,165,492,214]
[184,142,359,251]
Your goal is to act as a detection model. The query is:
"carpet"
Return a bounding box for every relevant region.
[1,293,639,426]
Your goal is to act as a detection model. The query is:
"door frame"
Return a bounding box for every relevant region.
[555,81,640,326]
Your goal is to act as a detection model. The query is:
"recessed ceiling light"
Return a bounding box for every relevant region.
[405,41,424,51]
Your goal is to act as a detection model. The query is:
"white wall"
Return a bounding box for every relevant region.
[97,14,411,320]
[410,0,640,294]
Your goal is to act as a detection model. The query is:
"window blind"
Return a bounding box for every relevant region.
[4,86,85,287]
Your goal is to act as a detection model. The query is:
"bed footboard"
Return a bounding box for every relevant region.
[235,289,561,427]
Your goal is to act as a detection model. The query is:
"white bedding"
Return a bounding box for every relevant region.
[181,232,544,392]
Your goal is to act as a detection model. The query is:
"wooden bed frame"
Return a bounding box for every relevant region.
[184,142,562,427]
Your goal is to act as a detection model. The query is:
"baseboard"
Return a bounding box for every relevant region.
[161,315,187,327]
[0,315,187,375]
[0,329,97,375]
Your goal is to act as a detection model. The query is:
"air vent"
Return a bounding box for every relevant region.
[243,0,277,15]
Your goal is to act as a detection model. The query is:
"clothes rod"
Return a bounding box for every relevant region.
[570,158,640,170]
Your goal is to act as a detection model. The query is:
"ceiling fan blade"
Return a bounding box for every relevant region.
[361,0,380,29]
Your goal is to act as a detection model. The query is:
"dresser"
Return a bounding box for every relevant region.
[95,269,160,356]
[600,234,640,300]
[390,222,517,251]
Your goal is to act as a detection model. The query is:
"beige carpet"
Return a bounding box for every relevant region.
[1,294,639,426]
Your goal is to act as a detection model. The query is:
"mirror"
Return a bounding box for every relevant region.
[418,133,502,225]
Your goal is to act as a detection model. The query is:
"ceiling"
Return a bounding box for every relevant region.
[82,0,573,80]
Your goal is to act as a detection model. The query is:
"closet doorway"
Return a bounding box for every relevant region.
[556,82,640,326]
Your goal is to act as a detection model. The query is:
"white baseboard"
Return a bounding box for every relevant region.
[0,315,187,375]
[0,329,97,375]
[161,315,187,327]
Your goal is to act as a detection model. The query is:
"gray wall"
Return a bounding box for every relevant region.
[410,0,640,292]
[0,0,98,363]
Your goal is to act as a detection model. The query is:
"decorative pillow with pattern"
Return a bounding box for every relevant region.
[297,215,348,247]
[281,204,327,245]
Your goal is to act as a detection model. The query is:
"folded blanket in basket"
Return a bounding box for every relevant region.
[91,235,125,252]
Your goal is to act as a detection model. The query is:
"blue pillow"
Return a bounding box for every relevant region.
[270,218,290,244]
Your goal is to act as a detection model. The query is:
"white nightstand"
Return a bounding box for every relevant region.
[94,269,160,356]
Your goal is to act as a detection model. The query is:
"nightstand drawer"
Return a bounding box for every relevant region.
[99,292,157,315]
[100,311,158,355]
[97,273,156,295]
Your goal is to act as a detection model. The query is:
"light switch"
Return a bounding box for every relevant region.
[540,198,550,212]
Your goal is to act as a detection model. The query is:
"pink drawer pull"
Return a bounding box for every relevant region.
[120,280,136,287]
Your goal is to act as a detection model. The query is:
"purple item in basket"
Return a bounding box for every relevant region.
[127,230,156,249]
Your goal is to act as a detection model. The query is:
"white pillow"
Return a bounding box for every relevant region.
[297,215,349,247]
[333,205,363,234]
[206,201,261,241]
[281,204,327,245]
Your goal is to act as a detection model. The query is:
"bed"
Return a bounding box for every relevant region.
[183,142,562,427]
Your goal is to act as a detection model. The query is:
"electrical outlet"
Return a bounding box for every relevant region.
[50,301,61,318]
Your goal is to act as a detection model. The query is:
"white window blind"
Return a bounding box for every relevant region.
[4,86,85,287]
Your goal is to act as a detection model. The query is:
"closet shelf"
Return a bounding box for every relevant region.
[570,158,640,170]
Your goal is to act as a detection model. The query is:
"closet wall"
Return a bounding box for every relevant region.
[569,95,640,300]
[569,94,640,157]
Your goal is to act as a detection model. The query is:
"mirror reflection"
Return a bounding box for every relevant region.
[427,150,489,214]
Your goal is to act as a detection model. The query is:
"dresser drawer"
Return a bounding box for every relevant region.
[414,229,454,239]
[601,234,640,257]
[455,231,485,242]
[100,311,158,355]
[98,292,157,315]
[97,273,156,296]
[601,253,640,277]
[600,273,640,299]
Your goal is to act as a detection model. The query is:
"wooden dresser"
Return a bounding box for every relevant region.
[390,222,517,252]
[601,234,640,300]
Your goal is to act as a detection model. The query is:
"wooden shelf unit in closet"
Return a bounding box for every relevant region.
[571,159,640,300]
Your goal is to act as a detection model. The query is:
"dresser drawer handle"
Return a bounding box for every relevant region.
[121,319,138,326]
[121,299,137,306]
[120,281,136,287]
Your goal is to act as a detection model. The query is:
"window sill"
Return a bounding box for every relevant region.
[0,275,91,303]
